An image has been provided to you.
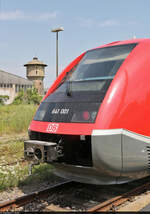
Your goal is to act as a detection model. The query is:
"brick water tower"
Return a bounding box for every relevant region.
[24,57,47,95]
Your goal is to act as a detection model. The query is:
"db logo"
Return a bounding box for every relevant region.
[46,123,59,133]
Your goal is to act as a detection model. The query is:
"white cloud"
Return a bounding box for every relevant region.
[77,17,120,28]
[0,10,58,21]
[0,10,24,20]
[38,12,57,20]
[77,17,94,28]
[99,20,120,27]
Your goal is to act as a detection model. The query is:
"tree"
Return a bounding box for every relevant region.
[13,88,42,105]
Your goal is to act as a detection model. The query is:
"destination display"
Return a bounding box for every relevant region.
[34,101,100,123]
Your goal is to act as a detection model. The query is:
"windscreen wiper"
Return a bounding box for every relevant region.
[56,71,70,90]
[66,80,72,96]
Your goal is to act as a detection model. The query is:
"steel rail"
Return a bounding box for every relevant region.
[1,179,150,212]
[88,180,150,212]
[0,180,73,212]
[44,180,150,212]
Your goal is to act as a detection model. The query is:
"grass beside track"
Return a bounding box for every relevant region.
[0,161,54,191]
[0,104,58,192]
[0,104,37,136]
[0,139,55,191]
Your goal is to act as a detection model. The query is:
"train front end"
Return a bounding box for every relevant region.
[24,39,150,184]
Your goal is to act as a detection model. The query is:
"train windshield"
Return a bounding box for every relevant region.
[55,43,137,93]
[34,43,137,123]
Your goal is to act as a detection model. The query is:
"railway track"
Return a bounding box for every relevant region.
[0,180,73,212]
[44,179,150,212]
[88,181,150,212]
[1,178,150,212]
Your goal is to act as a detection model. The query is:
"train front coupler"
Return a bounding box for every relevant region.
[24,140,61,165]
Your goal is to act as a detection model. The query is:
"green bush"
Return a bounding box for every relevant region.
[0,95,9,105]
[13,88,42,105]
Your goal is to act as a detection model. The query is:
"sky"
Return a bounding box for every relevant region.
[0,0,150,88]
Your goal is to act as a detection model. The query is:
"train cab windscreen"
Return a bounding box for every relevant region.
[34,43,137,123]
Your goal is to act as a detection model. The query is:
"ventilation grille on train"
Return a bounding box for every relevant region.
[146,146,150,169]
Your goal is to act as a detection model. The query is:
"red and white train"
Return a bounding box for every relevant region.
[24,38,150,184]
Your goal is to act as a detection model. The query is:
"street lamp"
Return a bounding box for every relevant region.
[51,27,64,78]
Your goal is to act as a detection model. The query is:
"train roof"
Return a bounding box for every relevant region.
[91,38,150,51]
